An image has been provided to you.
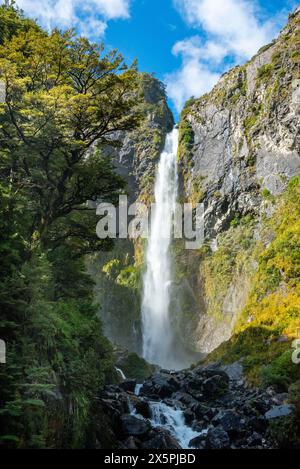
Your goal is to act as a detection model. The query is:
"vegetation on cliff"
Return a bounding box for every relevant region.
[207,175,300,390]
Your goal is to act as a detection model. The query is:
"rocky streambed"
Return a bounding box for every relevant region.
[90,363,295,449]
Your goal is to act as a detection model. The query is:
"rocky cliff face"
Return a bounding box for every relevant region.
[179,8,299,237]
[106,73,174,203]
[177,8,300,353]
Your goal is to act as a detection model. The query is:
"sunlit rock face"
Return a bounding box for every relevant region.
[179,10,300,240]
[175,9,300,354]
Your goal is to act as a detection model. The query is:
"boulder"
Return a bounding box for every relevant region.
[171,391,199,408]
[134,398,152,419]
[141,428,181,449]
[205,427,230,449]
[189,433,207,449]
[221,362,244,381]
[247,432,263,447]
[192,402,216,420]
[120,414,151,437]
[265,404,295,420]
[248,415,268,433]
[119,379,137,393]
[123,436,140,449]
[183,408,195,425]
[141,373,180,398]
[202,374,229,399]
[185,373,204,391]
[212,409,243,435]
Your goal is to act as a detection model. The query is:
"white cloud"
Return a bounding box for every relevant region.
[166,37,220,112]
[13,0,131,37]
[174,0,276,58]
[168,0,281,112]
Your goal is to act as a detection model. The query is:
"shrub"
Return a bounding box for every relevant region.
[262,350,300,391]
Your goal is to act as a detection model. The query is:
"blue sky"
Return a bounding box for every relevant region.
[9,0,298,119]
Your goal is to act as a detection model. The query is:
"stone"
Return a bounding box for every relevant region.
[212,409,243,435]
[141,428,181,449]
[135,398,152,419]
[205,427,230,449]
[141,373,180,398]
[171,391,199,408]
[119,379,137,393]
[192,402,215,420]
[202,374,229,399]
[123,436,140,449]
[120,414,151,437]
[265,404,295,420]
[221,362,244,381]
[189,433,207,449]
[247,432,263,447]
[248,415,268,433]
[183,409,195,425]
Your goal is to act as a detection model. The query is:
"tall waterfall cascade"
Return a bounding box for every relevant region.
[141,128,179,369]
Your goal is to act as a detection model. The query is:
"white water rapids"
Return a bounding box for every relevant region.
[132,382,201,449]
[141,128,178,369]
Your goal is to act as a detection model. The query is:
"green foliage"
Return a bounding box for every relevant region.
[262,350,300,391]
[288,380,300,414]
[201,216,256,320]
[267,414,300,449]
[0,5,141,449]
[244,115,258,132]
[0,3,40,44]
[261,188,272,199]
[207,175,300,388]
[178,118,194,189]
[90,242,142,352]
[0,250,115,448]
[256,64,274,83]
[117,352,155,380]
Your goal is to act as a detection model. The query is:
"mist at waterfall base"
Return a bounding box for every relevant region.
[141,129,195,370]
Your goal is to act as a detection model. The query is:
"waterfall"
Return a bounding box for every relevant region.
[141,128,178,369]
[115,367,126,380]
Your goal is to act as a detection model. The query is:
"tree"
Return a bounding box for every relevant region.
[0,6,142,448]
[0,27,141,247]
[0,2,40,44]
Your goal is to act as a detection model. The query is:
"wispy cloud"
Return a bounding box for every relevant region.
[165,36,220,112]
[13,0,131,38]
[167,0,284,112]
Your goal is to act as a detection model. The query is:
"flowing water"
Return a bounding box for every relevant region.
[149,401,201,449]
[115,367,126,380]
[138,129,205,447]
[141,129,178,369]
[132,384,201,449]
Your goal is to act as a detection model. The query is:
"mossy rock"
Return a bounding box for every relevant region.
[117,352,155,380]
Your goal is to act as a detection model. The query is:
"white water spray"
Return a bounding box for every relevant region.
[141,129,178,369]
[149,401,202,449]
[131,386,204,449]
